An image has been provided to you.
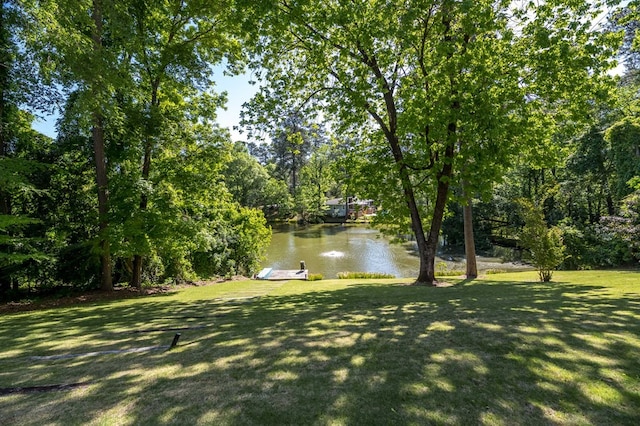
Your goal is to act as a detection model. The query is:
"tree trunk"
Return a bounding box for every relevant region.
[130,84,158,290]
[92,115,113,291]
[404,169,432,285]
[384,130,455,286]
[131,254,143,289]
[0,4,9,295]
[92,0,112,291]
[130,142,151,290]
[419,141,456,285]
[0,2,10,216]
[381,128,433,284]
[463,199,478,279]
[605,177,615,215]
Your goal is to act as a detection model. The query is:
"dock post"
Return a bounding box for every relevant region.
[300,260,306,270]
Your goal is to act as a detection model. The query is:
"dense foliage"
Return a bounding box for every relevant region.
[1,0,639,298]
[0,0,271,299]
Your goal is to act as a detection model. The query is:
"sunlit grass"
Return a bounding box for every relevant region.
[1,271,640,425]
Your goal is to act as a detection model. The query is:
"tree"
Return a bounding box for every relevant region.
[247,112,326,197]
[124,0,242,289]
[0,130,50,294]
[600,178,640,264]
[604,117,640,200]
[611,1,640,70]
[297,146,332,222]
[47,111,106,287]
[223,142,272,207]
[222,142,294,219]
[104,106,271,283]
[518,200,566,282]
[27,0,137,290]
[245,0,621,284]
[565,127,616,224]
[0,1,54,295]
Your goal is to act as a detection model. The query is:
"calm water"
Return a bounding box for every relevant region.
[262,224,517,279]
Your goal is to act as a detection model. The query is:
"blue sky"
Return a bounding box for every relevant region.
[31,66,260,142]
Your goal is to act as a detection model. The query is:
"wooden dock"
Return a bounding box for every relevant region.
[256,268,308,281]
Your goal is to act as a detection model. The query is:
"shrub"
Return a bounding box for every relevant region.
[518,200,566,282]
[485,269,508,275]
[559,221,632,270]
[434,269,465,277]
[337,272,395,279]
[307,273,323,281]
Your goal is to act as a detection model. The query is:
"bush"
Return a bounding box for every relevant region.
[435,269,466,277]
[559,221,633,270]
[337,271,395,279]
[485,269,508,275]
[307,273,323,281]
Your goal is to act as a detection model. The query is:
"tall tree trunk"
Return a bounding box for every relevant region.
[384,129,453,286]
[92,0,112,291]
[130,137,151,290]
[420,139,455,285]
[292,154,297,196]
[400,164,432,285]
[130,140,151,290]
[131,83,159,290]
[0,2,10,216]
[605,176,615,215]
[92,115,113,291]
[463,197,478,279]
[0,3,9,295]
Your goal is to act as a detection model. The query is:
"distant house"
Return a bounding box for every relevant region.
[326,197,376,220]
[326,198,347,218]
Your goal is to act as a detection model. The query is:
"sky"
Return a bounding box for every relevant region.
[30,65,260,142]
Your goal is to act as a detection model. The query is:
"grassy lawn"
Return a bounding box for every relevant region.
[1,271,639,425]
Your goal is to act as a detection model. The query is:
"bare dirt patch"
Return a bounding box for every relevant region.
[0,382,92,395]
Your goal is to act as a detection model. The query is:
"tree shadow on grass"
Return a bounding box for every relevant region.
[1,278,640,425]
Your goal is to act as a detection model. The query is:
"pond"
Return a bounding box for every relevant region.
[261,224,519,279]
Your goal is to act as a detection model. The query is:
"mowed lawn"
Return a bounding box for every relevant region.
[1,271,639,425]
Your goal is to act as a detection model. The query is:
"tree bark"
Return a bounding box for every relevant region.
[463,198,478,279]
[399,162,432,285]
[92,115,113,291]
[92,0,112,291]
[419,139,455,285]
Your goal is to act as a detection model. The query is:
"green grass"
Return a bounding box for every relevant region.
[1,271,640,425]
